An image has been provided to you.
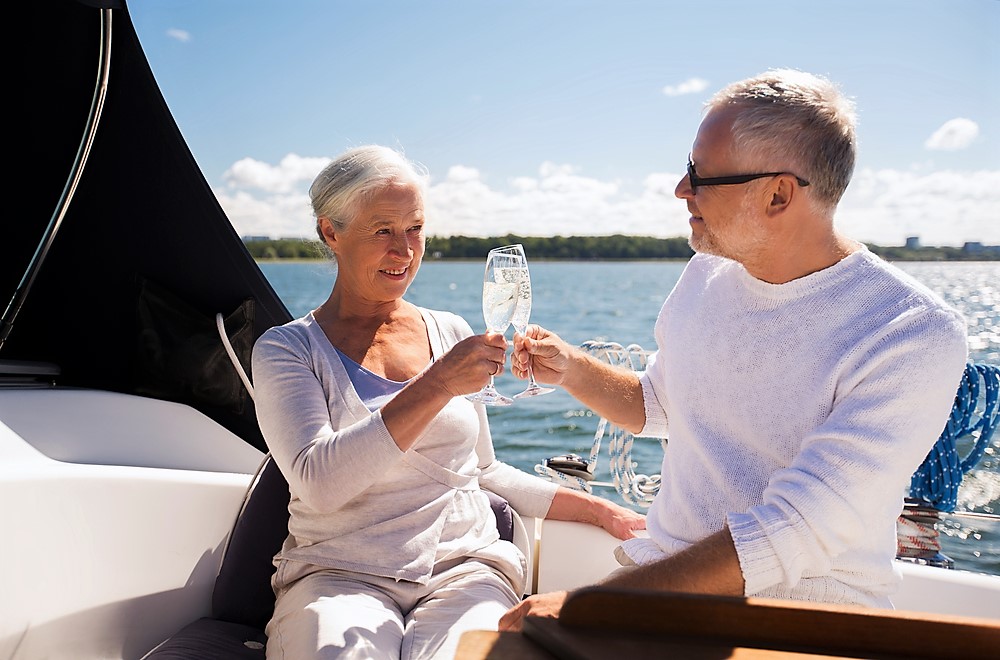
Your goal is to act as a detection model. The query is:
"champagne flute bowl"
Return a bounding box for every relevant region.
[466,248,522,406]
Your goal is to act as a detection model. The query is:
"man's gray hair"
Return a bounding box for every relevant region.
[708,69,857,209]
[309,145,428,241]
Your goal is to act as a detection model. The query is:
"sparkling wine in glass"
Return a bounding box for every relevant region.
[466,249,521,405]
[509,250,554,398]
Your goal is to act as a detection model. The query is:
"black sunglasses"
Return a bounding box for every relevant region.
[687,155,810,192]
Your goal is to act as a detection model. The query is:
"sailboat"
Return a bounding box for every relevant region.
[2,2,997,658]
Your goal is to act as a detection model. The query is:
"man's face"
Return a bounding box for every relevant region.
[674,107,770,263]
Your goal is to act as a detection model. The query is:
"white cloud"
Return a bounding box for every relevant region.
[166,28,191,43]
[223,154,330,194]
[215,188,314,239]
[423,163,688,239]
[662,77,709,97]
[837,167,1000,246]
[216,154,1000,247]
[444,165,481,183]
[924,118,979,151]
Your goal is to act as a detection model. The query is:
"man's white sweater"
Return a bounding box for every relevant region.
[622,248,968,608]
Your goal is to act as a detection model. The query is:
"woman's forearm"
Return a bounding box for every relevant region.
[379,367,456,451]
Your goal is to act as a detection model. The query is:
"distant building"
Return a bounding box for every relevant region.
[242,235,271,242]
[962,242,1000,257]
[905,236,921,250]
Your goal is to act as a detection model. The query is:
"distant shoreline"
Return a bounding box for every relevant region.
[243,235,1000,262]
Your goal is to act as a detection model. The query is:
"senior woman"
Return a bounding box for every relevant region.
[251,145,644,660]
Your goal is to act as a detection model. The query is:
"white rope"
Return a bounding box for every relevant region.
[608,426,665,507]
[216,312,255,400]
[534,340,666,508]
[533,463,594,493]
[895,501,951,569]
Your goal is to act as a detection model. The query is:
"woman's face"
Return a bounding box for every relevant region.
[322,183,426,305]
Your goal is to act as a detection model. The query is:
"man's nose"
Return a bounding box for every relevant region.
[675,173,694,199]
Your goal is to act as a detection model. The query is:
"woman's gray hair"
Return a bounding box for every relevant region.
[309,145,428,242]
[707,69,857,210]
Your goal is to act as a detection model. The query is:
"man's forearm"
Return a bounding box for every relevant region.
[601,527,746,596]
[563,351,647,434]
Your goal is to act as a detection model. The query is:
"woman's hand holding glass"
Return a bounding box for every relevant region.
[426,332,509,398]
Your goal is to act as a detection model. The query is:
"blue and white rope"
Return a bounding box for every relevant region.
[908,363,999,513]
[533,463,595,493]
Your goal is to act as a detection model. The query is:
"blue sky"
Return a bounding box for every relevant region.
[130,0,998,246]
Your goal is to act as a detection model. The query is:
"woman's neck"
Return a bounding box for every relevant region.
[316,286,408,327]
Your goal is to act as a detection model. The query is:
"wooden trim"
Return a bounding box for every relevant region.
[521,587,999,659]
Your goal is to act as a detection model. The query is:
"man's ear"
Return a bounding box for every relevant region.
[765,176,795,218]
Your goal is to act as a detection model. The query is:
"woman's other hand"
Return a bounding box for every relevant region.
[545,487,646,541]
[593,498,647,540]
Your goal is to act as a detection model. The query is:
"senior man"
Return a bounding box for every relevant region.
[501,69,968,630]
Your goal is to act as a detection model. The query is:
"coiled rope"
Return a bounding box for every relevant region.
[897,362,999,566]
[907,363,999,513]
[535,341,667,507]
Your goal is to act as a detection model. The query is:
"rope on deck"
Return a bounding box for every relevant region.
[535,341,666,507]
[897,363,999,566]
[907,363,999,513]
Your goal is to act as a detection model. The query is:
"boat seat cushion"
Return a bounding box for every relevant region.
[144,617,266,659]
[212,455,291,631]
[485,489,515,544]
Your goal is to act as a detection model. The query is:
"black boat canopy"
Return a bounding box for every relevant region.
[3,0,292,450]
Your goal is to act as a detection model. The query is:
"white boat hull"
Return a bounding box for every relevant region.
[1,389,262,659]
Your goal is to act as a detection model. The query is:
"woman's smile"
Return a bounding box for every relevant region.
[380,266,409,280]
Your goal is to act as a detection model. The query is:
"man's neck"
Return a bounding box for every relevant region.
[742,228,860,285]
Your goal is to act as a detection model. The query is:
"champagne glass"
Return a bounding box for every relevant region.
[466,249,522,406]
[508,247,555,398]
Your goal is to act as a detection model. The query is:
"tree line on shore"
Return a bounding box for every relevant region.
[242,235,997,261]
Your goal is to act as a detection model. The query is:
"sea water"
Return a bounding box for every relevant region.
[258,259,1000,576]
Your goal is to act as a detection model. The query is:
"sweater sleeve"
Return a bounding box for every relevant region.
[727,307,968,594]
[637,350,670,437]
[251,326,405,513]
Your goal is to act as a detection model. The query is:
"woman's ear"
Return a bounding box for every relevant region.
[318,217,338,249]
